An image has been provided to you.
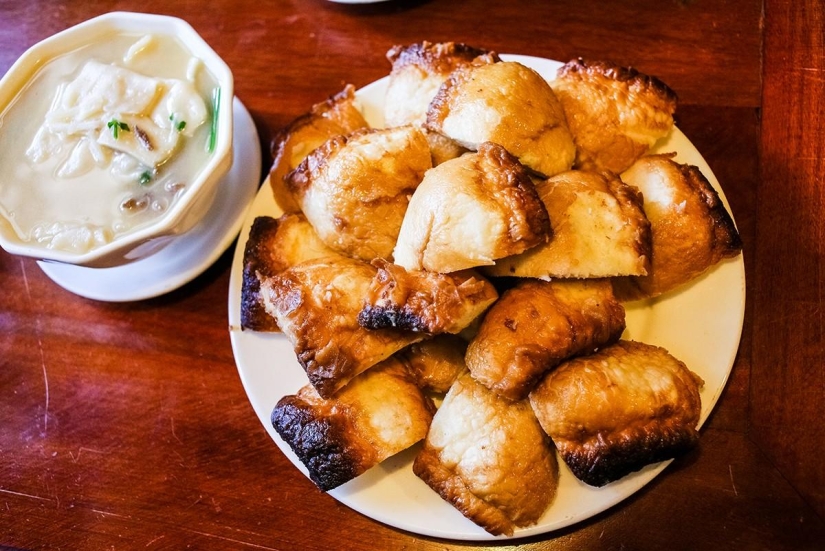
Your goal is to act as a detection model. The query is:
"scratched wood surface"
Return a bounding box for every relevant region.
[0,0,823,549]
[751,0,825,522]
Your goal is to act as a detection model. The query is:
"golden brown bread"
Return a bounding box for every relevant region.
[358,259,498,335]
[240,214,340,332]
[426,60,576,177]
[392,142,551,273]
[413,373,559,536]
[272,357,436,491]
[424,130,469,166]
[552,58,677,174]
[385,41,499,127]
[286,125,432,262]
[613,154,743,300]
[260,256,425,398]
[269,85,369,213]
[484,169,651,278]
[529,340,704,487]
[396,335,468,394]
[466,278,626,401]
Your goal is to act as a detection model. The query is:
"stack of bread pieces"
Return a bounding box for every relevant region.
[240,41,743,536]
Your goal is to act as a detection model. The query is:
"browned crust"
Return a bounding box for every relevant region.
[613,155,743,301]
[425,129,468,166]
[680,162,743,255]
[609,171,653,262]
[557,58,678,107]
[271,394,372,491]
[466,279,626,401]
[530,340,704,487]
[357,259,498,334]
[556,423,699,487]
[396,335,468,393]
[484,169,651,279]
[477,142,552,248]
[269,85,368,212]
[270,85,362,159]
[424,58,505,132]
[386,41,500,74]
[413,442,516,536]
[284,134,348,198]
[261,258,424,398]
[240,216,283,332]
[424,67,464,131]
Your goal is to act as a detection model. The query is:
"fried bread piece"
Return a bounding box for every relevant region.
[425,130,469,166]
[485,170,651,278]
[272,357,436,491]
[551,58,677,174]
[270,85,369,213]
[530,340,704,487]
[358,259,498,335]
[393,142,551,273]
[413,373,559,536]
[240,214,339,332]
[397,335,468,394]
[613,154,743,301]
[385,41,499,127]
[260,256,426,398]
[426,60,576,177]
[466,278,626,401]
[287,125,432,261]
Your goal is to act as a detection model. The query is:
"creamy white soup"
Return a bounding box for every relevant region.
[0,32,220,253]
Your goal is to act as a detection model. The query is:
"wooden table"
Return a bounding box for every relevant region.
[2,0,823,549]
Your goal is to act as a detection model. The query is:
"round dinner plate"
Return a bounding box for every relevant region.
[39,98,261,302]
[228,55,746,541]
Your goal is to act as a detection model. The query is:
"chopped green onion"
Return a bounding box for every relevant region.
[107,119,130,139]
[169,113,187,132]
[207,87,221,154]
[139,171,152,186]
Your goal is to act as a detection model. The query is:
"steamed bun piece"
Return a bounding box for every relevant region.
[613,154,743,300]
[271,357,435,491]
[413,373,559,536]
[269,85,369,213]
[392,142,551,273]
[385,41,499,127]
[240,213,340,332]
[286,125,432,262]
[530,340,703,487]
[358,259,498,335]
[396,335,469,394]
[551,58,677,174]
[465,278,626,401]
[485,169,651,279]
[260,256,425,398]
[426,61,576,177]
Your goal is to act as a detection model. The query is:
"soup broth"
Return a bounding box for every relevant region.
[0,32,219,253]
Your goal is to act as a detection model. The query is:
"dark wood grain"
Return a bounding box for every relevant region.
[1,0,823,549]
[752,0,825,521]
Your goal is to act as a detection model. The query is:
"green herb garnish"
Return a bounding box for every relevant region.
[207,87,221,154]
[107,119,130,139]
[169,114,187,132]
[139,171,152,186]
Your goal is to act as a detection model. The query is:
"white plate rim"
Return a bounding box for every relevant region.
[228,55,746,541]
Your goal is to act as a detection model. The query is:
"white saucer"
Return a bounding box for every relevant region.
[38,98,262,302]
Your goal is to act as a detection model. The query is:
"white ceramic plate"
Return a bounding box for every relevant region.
[38,98,261,302]
[228,55,746,541]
